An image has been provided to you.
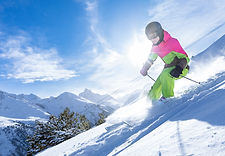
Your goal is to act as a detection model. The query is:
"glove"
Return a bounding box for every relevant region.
[170,65,183,78]
[140,61,152,76]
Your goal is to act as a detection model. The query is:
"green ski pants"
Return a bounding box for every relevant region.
[148,66,188,100]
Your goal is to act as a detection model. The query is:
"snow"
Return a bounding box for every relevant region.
[118,120,225,156]
[37,34,225,156]
[0,116,43,127]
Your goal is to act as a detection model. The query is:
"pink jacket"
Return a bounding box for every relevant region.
[151,31,188,59]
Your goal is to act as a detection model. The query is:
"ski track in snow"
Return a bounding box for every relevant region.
[37,71,225,156]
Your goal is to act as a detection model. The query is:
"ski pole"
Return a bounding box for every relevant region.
[147,74,200,85]
[147,74,156,82]
[181,75,201,84]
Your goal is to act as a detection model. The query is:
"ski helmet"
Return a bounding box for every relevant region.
[145,21,164,45]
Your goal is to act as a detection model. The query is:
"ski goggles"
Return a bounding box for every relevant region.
[147,32,158,40]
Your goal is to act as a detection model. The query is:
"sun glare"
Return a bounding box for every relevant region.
[124,32,152,68]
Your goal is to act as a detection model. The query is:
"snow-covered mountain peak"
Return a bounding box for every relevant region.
[17,93,41,102]
[57,92,80,100]
[0,90,15,99]
[82,88,93,94]
[79,88,116,103]
[79,88,120,110]
[0,90,7,98]
[79,88,105,102]
[0,91,41,103]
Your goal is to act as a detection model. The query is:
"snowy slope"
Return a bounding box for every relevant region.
[192,34,225,61]
[37,34,225,156]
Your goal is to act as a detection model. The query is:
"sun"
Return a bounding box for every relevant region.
[124,32,152,68]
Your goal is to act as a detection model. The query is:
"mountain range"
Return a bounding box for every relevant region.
[0,88,118,155]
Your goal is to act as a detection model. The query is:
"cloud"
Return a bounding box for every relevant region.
[84,0,107,46]
[85,1,97,12]
[148,0,225,54]
[0,35,77,83]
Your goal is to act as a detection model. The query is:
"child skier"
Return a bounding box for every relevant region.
[140,22,190,101]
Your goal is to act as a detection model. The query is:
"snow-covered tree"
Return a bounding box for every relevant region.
[27,107,91,155]
[96,112,106,126]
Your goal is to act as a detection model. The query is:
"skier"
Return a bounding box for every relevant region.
[140,22,190,101]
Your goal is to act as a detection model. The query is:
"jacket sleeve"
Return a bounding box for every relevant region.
[147,52,158,64]
[162,38,190,69]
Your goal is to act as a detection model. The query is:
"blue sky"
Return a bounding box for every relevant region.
[0,0,225,98]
